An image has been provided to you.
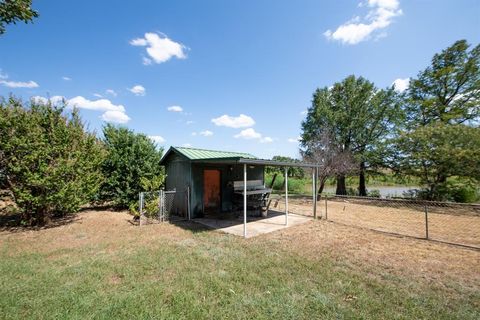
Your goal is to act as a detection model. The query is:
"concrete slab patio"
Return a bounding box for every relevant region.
[193,211,311,238]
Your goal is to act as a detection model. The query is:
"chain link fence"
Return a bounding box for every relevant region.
[138,188,189,225]
[271,194,480,249]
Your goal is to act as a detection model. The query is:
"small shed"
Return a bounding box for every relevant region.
[160,146,266,218]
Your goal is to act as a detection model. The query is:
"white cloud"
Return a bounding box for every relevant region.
[128,85,146,96]
[68,96,125,112]
[182,143,192,148]
[0,79,39,88]
[260,136,273,143]
[62,76,71,81]
[130,32,188,64]
[101,110,131,124]
[392,77,409,92]
[191,132,197,136]
[324,0,402,45]
[148,135,166,144]
[234,128,273,143]
[288,136,301,143]
[199,130,213,137]
[32,95,65,105]
[93,93,103,98]
[211,114,255,128]
[186,120,194,125]
[167,105,183,112]
[235,128,261,139]
[32,95,131,124]
[0,70,8,79]
[105,89,117,97]
[300,110,308,115]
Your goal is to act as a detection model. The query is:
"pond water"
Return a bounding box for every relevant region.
[322,186,420,198]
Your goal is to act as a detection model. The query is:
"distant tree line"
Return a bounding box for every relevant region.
[301,40,480,202]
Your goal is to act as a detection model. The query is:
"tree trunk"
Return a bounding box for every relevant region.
[336,175,347,195]
[358,162,367,196]
[317,176,327,200]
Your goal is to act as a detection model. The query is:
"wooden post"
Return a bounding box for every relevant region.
[243,163,247,238]
[325,195,328,220]
[285,167,288,226]
[425,204,429,239]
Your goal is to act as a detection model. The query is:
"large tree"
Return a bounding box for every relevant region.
[405,40,479,128]
[0,97,105,225]
[395,40,480,199]
[99,124,165,208]
[301,75,401,195]
[0,0,38,35]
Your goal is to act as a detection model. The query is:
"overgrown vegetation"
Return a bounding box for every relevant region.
[0,99,166,226]
[0,97,105,225]
[99,124,165,209]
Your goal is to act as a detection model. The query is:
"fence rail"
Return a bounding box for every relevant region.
[271,194,480,249]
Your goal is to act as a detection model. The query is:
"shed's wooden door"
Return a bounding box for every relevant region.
[203,169,221,212]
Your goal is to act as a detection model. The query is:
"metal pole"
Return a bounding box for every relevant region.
[325,195,328,220]
[312,167,317,219]
[243,163,247,238]
[425,204,429,239]
[285,167,288,226]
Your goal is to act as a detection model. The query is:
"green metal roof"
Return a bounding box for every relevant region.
[163,146,257,162]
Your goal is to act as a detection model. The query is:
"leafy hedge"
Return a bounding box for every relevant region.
[0,97,105,225]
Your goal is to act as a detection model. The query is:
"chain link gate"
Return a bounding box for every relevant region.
[138,188,189,225]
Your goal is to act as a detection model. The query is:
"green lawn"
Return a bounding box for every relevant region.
[0,211,478,319]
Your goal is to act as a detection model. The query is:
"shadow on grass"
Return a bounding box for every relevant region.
[0,202,126,233]
[169,216,211,234]
[0,211,81,233]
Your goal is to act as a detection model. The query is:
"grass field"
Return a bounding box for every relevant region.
[1,210,479,319]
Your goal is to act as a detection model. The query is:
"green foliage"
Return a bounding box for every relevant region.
[0,97,105,225]
[0,0,38,34]
[301,75,402,195]
[406,40,480,127]
[395,40,480,200]
[265,156,305,178]
[100,124,165,208]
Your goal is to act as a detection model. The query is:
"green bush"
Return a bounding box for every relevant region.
[0,97,105,225]
[99,124,165,209]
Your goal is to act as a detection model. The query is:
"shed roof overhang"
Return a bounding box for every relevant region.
[237,158,319,168]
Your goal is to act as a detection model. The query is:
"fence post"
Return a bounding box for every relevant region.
[158,190,162,221]
[325,195,328,220]
[424,204,429,239]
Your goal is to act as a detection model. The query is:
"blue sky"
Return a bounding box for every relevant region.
[1,0,479,159]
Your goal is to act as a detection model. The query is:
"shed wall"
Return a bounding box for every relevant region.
[164,153,190,215]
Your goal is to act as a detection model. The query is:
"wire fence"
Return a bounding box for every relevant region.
[138,188,189,225]
[271,194,480,249]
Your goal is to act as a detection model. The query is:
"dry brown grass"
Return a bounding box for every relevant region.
[1,209,479,318]
[272,197,480,248]
[2,209,478,292]
[255,220,480,293]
